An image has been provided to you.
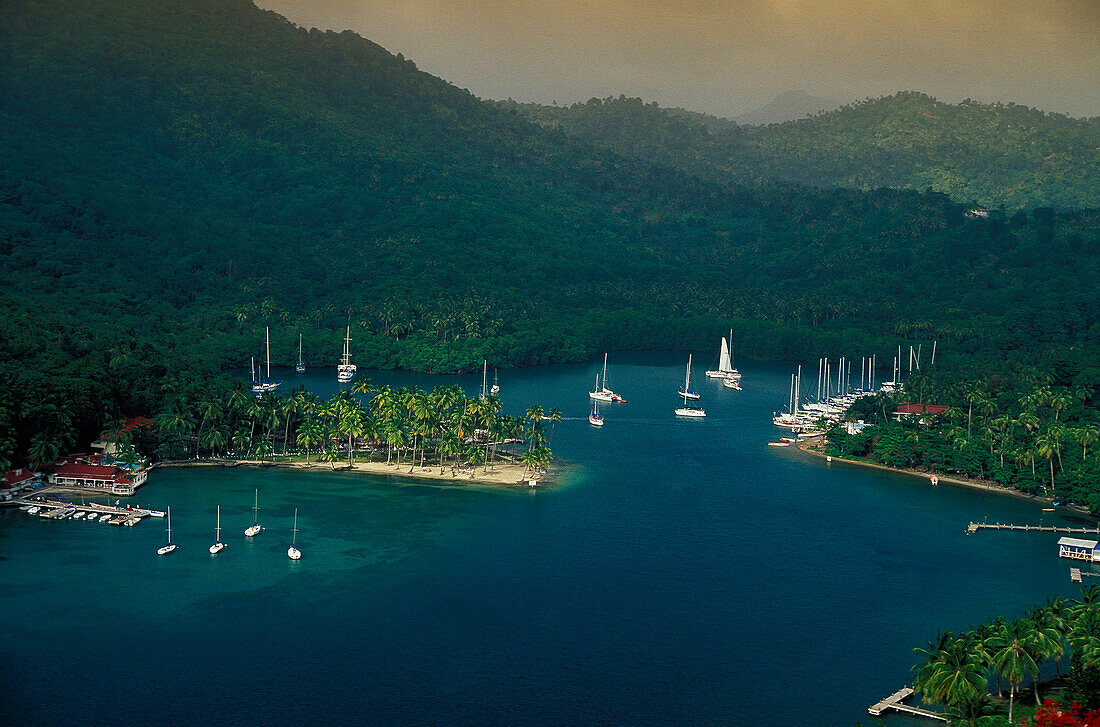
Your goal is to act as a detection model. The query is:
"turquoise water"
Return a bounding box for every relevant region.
[0,354,1086,726]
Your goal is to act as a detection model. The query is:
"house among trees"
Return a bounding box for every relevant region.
[891,403,948,424]
[48,455,148,496]
[91,417,155,455]
[2,468,39,501]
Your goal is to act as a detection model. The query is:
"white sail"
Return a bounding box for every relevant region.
[718,338,731,372]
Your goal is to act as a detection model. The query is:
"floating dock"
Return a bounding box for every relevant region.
[967,522,1100,536]
[869,687,946,721]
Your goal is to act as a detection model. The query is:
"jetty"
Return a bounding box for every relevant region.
[869,687,946,721]
[967,521,1100,536]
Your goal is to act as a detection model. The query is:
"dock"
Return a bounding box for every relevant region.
[869,687,946,721]
[967,522,1100,536]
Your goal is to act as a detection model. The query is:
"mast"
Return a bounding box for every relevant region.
[166,506,172,544]
[298,334,303,367]
[266,327,271,381]
[795,365,801,416]
[931,340,937,366]
[215,505,221,541]
[253,490,259,523]
[602,353,609,390]
[291,508,298,546]
[683,356,693,406]
[481,360,488,399]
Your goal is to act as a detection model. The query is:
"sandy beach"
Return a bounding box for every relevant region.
[793,436,1042,502]
[152,457,546,488]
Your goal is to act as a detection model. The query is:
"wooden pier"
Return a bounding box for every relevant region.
[869,687,946,721]
[967,522,1100,536]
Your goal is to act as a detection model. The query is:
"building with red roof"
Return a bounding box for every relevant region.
[892,403,948,423]
[48,456,148,496]
[2,468,40,500]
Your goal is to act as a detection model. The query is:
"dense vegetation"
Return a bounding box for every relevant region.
[0,0,1096,472]
[104,382,556,480]
[911,587,1100,725]
[505,94,1100,210]
[825,366,1099,506]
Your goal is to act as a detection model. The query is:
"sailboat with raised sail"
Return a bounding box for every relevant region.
[675,355,706,417]
[245,489,261,537]
[157,506,177,555]
[296,334,305,374]
[209,505,226,554]
[287,508,302,560]
[337,326,356,383]
[705,331,741,380]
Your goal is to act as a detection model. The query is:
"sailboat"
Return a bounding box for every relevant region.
[705,331,741,380]
[252,327,281,394]
[337,326,356,383]
[287,508,302,560]
[209,505,226,554]
[589,353,624,402]
[296,334,305,374]
[588,399,604,427]
[490,369,500,396]
[675,355,706,417]
[157,506,177,555]
[244,489,261,537]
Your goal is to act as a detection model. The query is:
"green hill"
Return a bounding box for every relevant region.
[0,0,1096,463]
[505,93,1100,209]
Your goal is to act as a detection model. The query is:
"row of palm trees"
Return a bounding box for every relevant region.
[892,373,1097,495]
[913,585,1100,725]
[104,381,557,479]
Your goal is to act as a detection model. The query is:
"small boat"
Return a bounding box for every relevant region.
[99,513,112,522]
[675,355,706,418]
[209,505,226,554]
[588,399,604,427]
[158,506,177,555]
[26,506,40,514]
[722,376,741,390]
[490,369,500,396]
[337,326,356,383]
[287,507,302,560]
[295,333,306,374]
[72,511,86,520]
[1042,508,1055,513]
[768,441,790,447]
[245,489,262,537]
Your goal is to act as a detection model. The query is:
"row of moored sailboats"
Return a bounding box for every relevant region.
[158,490,302,560]
[250,326,357,395]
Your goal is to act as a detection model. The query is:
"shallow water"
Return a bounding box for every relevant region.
[0,354,1084,726]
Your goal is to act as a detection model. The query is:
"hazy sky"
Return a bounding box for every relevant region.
[256,0,1099,118]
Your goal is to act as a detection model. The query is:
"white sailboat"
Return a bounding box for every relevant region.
[589,353,624,402]
[588,399,604,427]
[287,508,302,560]
[252,327,281,393]
[158,506,177,555]
[245,489,261,537]
[705,331,741,380]
[209,505,226,554]
[337,326,356,383]
[296,334,305,374]
[675,355,706,417]
[490,369,500,396]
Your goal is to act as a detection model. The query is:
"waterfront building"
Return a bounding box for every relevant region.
[49,456,148,496]
[1057,537,1100,561]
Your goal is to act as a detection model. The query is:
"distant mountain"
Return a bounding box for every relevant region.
[733,91,842,125]
[0,0,1095,413]
[506,93,1099,209]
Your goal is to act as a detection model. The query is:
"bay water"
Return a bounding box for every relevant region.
[0,354,1085,725]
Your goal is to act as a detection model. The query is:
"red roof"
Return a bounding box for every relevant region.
[53,463,127,482]
[895,404,948,415]
[123,417,154,432]
[2,469,36,488]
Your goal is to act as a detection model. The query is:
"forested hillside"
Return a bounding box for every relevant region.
[506,93,1100,209]
[0,0,1096,468]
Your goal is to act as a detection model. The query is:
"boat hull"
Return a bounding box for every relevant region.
[158,544,177,555]
[209,542,226,554]
[245,524,261,537]
[675,408,706,418]
[588,415,604,427]
[288,546,301,560]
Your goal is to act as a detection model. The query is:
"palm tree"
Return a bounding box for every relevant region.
[1026,606,1064,703]
[231,429,250,458]
[912,632,987,708]
[1074,425,1099,461]
[1036,431,1062,494]
[296,419,322,464]
[988,618,1040,724]
[27,433,60,471]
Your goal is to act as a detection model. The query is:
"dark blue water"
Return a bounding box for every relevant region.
[0,354,1085,726]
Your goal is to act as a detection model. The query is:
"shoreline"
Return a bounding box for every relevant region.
[793,437,1051,504]
[151,457,554,489]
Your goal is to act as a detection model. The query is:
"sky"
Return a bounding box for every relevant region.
[255,0,1100,119]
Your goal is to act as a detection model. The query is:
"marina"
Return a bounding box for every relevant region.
[1,357,1090,727]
